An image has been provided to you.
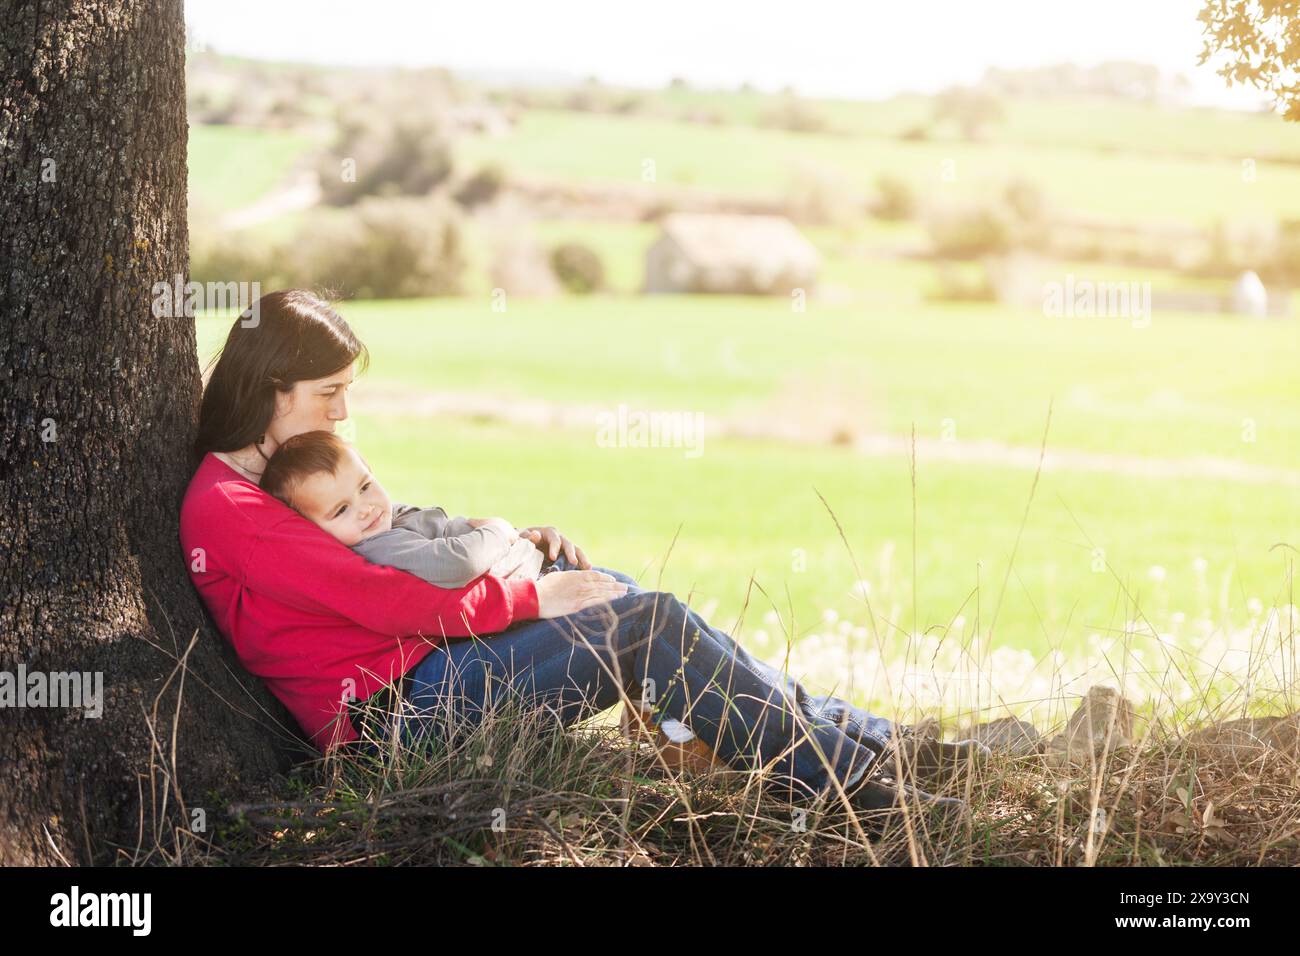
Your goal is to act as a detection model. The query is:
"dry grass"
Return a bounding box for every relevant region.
[169,661,1299,867]
[145,411,1299,867]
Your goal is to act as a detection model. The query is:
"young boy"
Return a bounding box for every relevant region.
[261,429,705,755]
[260,430,544,588]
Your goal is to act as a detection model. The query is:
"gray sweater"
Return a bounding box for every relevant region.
[352,504,544,588]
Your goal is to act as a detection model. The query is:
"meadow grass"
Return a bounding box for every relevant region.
[198,585,1300,868]
[199,294,1300,467]
[634,86,1300,164]
[185,100,1300,231]
[180,449,1298,868]
[345,412,1295,662]
[187,123,315,213]
[456,108,1300,226]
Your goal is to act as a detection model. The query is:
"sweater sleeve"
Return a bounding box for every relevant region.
[355,523,516,589]
[243,510,539,636]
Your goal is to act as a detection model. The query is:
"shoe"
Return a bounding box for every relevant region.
[847,775,969,831]
[882,729,991,789]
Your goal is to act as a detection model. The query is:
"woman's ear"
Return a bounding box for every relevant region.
[272,386,294,420]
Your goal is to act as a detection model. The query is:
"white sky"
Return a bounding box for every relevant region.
[184,0,1272,110]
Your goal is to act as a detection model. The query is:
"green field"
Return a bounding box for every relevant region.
[187,124,314,215]
[457,108,1300,227]
[186,94,1300,234]
[198,295,1298,468]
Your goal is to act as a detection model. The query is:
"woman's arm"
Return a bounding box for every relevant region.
[243,511,538,636]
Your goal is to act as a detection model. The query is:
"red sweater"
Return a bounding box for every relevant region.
[179,453,540,752]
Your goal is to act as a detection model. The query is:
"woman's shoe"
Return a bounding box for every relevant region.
[620,702,720,774]
[847,775,969,831]
[883,728,991,788]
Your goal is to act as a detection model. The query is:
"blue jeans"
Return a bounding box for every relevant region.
[391,555,896,800]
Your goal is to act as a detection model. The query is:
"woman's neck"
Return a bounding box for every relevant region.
[214,440,276,484]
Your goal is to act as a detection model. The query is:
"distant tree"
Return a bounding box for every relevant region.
[1199,0,1300,119]
[550,242,605,294]
[454,164,505,209]
[319,111,453,206]
[932,86,1005,140]
[759,95,830,134]
[872,174,917,221]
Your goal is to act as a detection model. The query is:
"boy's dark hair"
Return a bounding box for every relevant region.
[261,430,352,509]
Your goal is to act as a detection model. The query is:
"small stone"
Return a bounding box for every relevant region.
[1182,711,1300,765]
[1045,685,1137,767]
[1264,712,1300,753]
[960,717,1042,756]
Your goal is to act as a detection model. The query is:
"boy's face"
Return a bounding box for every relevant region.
[293,447,393,546]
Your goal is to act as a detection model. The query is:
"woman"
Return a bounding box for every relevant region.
[180,290,985,822]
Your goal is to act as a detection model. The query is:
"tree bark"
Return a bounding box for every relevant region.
[1,0,297,865]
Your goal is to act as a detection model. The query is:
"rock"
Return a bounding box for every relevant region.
[1045,686,1137,767]
[1264,712,1300,753]
[1231,270,1268,318]
[1182,711,1300,764]
[960,717,1043,756]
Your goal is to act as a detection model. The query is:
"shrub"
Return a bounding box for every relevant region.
[318,110,453,207]
[785,161,862,226]
[550,242,605,294]
[758,96,829,134]
[872,174,917,221]
[188,203,290,291]
[1003,177,1047,225]
[454,164,505,209]
[489,238,560,298]
[288,196,466,299]
[1001,177,1051,250]
[928,205,1015,259]
[189,229,289,292]
[930,261,996,302]
[1272,220,1300,282]
[932,86,1005,141]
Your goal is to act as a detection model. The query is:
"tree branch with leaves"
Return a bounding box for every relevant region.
[1199,0,1300,119]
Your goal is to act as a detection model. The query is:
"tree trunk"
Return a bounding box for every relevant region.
[1,0,296,865]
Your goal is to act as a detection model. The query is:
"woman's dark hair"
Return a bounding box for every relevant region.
[195,290,369,462]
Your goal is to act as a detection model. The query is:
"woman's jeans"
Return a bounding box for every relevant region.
[390,556,896,800]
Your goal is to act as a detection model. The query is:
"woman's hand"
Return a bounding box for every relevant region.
[534,570,627,618]
[520,525,591,569]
